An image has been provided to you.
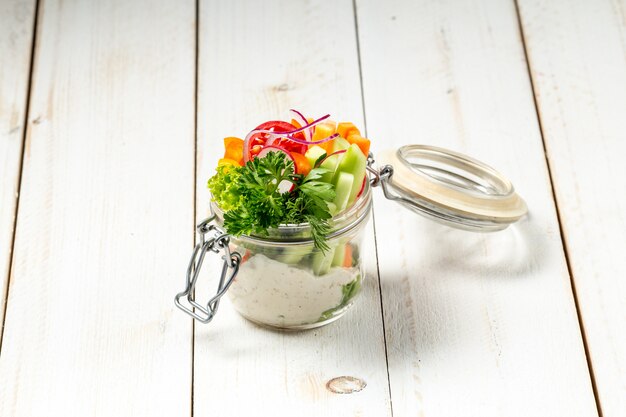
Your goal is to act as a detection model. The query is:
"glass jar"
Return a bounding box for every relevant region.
[213,180,371,330]
[176,145,527,329]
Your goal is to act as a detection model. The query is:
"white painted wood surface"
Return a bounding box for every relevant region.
[0,0,35,330]
[518,0,626,415]
[0,0,195,415]
[3,0,626,415]
[193,1,391,416]
[356,0,598,415]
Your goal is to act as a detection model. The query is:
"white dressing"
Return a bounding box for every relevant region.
[228,254,359,327]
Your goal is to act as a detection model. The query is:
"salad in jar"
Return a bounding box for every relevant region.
[205,110,372,329]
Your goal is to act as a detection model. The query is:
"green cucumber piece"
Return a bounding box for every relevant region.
[331,137,350,153]
[326,201,337,215]
[312,247,336,276]
[318,275,362,321]
[305,145,326,168]
[276,250,306,265]
[332,171,354,214]
[335,144,367,204]
[320,154,340,183]
[332,243,346,267]
[264,246,306,265]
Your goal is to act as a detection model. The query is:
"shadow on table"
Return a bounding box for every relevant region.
[394,211,549,280]
[376,211,556,357]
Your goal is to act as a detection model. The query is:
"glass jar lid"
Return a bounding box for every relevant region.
[375,145,527,232]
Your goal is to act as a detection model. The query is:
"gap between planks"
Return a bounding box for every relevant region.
[512,1,603,416]
[190,0,200,415]
[351,0,394,416]
[0,0,40,354]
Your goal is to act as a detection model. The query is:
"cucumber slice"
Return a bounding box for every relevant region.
[305,145,326,168]
[276,250,306,265]
[326,201,337,215]
[332,243,346,266]
[331,137,350,153]
[333,171,354,213]
[335,144,367,204]
[264,246,306,265]
[312,247,336,276]
[318,275,362,321]
[320,154,340,183]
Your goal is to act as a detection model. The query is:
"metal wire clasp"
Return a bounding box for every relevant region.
[367,152,394,188]
[368,151,458,221]
[175,216,241,323]
[367,152,418,208]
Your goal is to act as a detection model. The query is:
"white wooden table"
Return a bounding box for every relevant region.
[1,0,625,416]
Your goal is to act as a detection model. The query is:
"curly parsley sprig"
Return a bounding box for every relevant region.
[207,152,336,252]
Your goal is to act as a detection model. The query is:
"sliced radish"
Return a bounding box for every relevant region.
[356,177,366,199]
[257,146,297,193]
[257,145,296,164]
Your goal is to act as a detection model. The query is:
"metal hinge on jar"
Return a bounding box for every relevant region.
[174,216,241,323]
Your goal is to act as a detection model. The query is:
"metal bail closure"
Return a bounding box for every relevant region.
[371,145,528,232]
[175,216,242,323]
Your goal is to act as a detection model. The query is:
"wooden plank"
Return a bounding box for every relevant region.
[517,0,626,415]
[192,1,391,416]
[0,0,36,330]
[0,1,195,415]
[356,0,599,416]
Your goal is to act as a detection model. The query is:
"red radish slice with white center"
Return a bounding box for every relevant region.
[257,146,297,193]
[356,177,366,199]
[257,145,296,167]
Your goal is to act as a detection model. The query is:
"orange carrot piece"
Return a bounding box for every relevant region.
[223,137,243,149]
[337,122,360,138]
[291,117,314,128]
[291,152,312,176]
[347,134,370,156]
[224,140,244,165]
[343,245,353,268]
[290,118,302,128]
